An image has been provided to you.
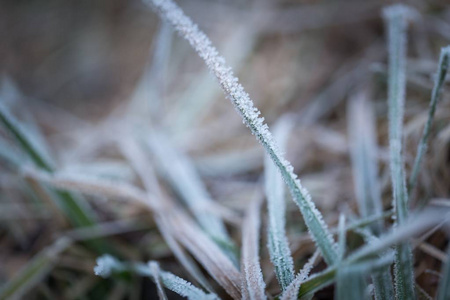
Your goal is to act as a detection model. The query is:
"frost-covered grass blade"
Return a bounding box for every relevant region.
[383,4,416,299]
[94,255,219,300]
[241,198,266,300]
[145,0,338,266]
[409,46,450,193]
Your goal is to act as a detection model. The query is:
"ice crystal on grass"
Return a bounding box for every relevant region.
[145,0,337,266]
[383,4,416,300]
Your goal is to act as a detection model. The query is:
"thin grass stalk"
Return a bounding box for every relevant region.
[409,46,450,192]
[383,5,416,300]
[146,132,238,264]
[265,117,295,290]
[241,198,266,300]
[0,104,109,253]
[149,262,168,300]
[348,91,384,234]
[145,0,338,266]
[347,91,394,299]
[437,245,450,300]
[0,238,70,300]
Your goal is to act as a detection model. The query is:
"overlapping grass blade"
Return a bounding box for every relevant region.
[347,91,394,299]
[383,4,416,299]
[348,91,384,234]
[0,238,70,300]
[241,198,266,300]
[145,0,338,266]
[163,211,241,299]
[94,255,219,300]
[409,46,450,192]
[437,245,450,300]
[280,250,319,300]
[118,135,214,292]
[265,117,295,290]
[0,103,109,253]
[149,262,168,300]
[146,132,237,264]
[336,264,367,300]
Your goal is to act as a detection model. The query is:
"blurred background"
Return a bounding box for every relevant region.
[1,0,450,299]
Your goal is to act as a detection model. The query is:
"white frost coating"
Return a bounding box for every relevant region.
[265,117,295,291]
[94,255,122,278]
[280,250,320,300]
[145,0,337,266]
[160,271,219,300]
[383,4,416,300]
[410,46,450,191]
[241,199,266,300]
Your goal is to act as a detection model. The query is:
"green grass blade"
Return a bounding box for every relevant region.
[0,238,70,300]
[348,91,384,235]
[383,5,416,299]
[146,0,338,266]
[409,46,450,192]
[265,117,295,290]
[336,264,367,300]
[348,91,394,298]
[437,245,450,300]
[0,103,109,253]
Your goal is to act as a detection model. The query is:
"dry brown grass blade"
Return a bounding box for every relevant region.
[24,168,155,209]
[117,134,214,291]
[164,211,242,299]
[241,197,266,300]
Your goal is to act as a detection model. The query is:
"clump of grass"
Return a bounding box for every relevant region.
[2,0,450,299]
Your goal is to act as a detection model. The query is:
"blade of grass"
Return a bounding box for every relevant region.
[409,46,450,192]
[0,238,70,300]
[0,103,109,253]
[348,90,384,234]
[146,132,237,264]
[336,264,367,300]
[383,4,416,299]
[294,207,448,298]
[347,90,394,299]
[280,250,319,300]
[241,198,266,300]
[164,211,242,299]
[149,262,168,300]
[437,245,450,300]
[265,117,295,291]
[95,255,219,300]
[117,135,214,292]
[145,0,338,266]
